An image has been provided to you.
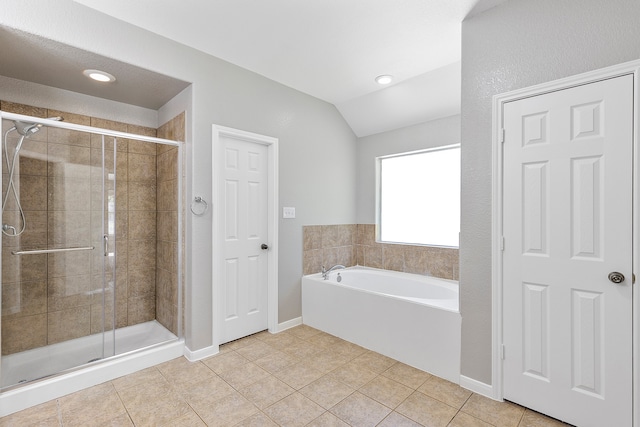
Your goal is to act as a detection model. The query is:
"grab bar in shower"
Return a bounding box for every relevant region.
[11,246,95,255]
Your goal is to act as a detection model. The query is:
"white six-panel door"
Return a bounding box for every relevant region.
[216,134,270,344]
[502,75,633,427]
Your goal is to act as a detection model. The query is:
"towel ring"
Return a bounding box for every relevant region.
[190,196,208,216]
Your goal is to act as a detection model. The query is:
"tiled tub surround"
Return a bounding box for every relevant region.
[0,325,570,426]
[0,101,183,356]
[303,224,459,280]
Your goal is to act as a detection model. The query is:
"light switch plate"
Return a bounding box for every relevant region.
[283,207,296,219]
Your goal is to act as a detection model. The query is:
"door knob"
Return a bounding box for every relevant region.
[608,272,625,284]
[261,244,269,250]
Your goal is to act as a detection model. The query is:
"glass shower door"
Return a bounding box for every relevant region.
[0,118,115,388]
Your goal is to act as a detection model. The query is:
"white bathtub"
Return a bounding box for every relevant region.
[302,267,461,383]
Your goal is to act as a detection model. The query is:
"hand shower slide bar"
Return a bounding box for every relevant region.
[11,246,95,255]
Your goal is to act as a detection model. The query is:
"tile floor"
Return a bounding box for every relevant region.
[0,325,572,426]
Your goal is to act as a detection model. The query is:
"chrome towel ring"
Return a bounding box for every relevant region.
[190,196,208,216]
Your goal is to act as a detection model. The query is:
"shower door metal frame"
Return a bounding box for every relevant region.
[0,110,184,389]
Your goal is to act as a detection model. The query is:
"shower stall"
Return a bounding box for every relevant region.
[0,110,183,414]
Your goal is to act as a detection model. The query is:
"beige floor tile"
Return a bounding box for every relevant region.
[306,332,343,349]
[101,412,135,426]
[222,335,260,351]
[157,357,215,386]
[111,366,164,392]
[203,350,249,374]
[116,376,173,409]
[239,375,295,409]
[304,350,352,373]
[307,411,350,427]
[127,397,192,426]
[256,331,303,349]
[287,324,322,340]
[395,391,457,427]
[219,361,270,389]
[352,351,397,374]
[235,411,279,426]
[382,362,432,389]
[330,391,392,427]
[332,340,367,359]
[274,361,325,390]
[263,392,325,427]
[58,381,116,412]
[195,391,259,426]
[300,375,354,409]
[461,394,525,427]
[378,411,424,427]
[448,411,493,427]
[158,410,206,426]
[0,400,59,427]
[254,350,299,373]
[61,390,127,427]
[359,375,413,409]
[327,361,378,389]
[519,409,573,427]
[236,340,279,361]
[418,376,472,409]
[281,340,322,359]
[178,375,236,404]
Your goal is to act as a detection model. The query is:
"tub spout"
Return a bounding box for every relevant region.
[322,264,346,280]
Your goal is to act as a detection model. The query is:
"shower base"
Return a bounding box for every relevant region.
[0,320,183,416]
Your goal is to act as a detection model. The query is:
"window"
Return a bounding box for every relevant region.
[376,144,460,247]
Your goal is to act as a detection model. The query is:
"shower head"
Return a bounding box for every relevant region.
[12,116,64,138]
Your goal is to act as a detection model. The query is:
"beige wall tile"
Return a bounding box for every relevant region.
[1,313,47,354]
[48,305,91,344]
[157,148,178,182]
[127,294,156,325]
[157,179,177,211]
[382,244,405,271]
[303,226,322,250]
[128,153,156,182]
[128,210,156,240]
[1,279,47,318]
[128,181,156,211]
[2,251,48,283]
[303,249,322,275]
[128,266,156,297]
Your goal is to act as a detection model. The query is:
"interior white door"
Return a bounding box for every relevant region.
[502,75,634,427]
[217,135,269,344]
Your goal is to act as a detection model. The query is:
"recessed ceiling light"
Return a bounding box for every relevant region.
[83,69,116,83]
[375,75,393,85]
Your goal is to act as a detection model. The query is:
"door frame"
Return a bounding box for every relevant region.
[491,60,640,426]
[212,124,279,346]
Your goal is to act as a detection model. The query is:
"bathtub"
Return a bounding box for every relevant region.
[302,267,461,383]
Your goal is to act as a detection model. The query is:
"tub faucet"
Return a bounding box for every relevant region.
[322,264,346,280]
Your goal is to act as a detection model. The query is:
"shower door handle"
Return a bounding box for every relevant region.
[103,235,109,256]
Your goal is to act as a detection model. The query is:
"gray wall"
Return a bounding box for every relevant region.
[0,0,357,352]
[356,115,460,224]
[460,0,640,384]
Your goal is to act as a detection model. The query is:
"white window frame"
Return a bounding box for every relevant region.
[375,143,460,248]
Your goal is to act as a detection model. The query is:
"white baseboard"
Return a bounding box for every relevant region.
[460,375,496,400]
[183,344,219,362]
[273,317,302,333]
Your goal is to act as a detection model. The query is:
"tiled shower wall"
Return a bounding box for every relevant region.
[0,101,182,355]
[303,224,459,280]
[155,113,183,335]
